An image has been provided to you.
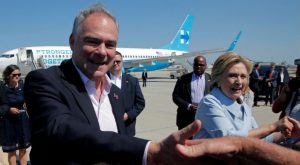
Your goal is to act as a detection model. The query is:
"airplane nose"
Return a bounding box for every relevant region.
[0,62,5,73]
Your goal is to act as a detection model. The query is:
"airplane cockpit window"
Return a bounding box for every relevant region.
[0,54,14,58]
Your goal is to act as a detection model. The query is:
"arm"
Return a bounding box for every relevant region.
[288,117,300,138]
[195,94,292,140]
[0,85,9,117]
[248,116,293,142]
[0,86,20,115]
[177,136,300,165]
[272,86,290,113]
[172,77,191,110]
[126,77,145,121]
[271,71,278,82]
[8,107,21,115]
[148,120,221,164]
[250,71,259,81]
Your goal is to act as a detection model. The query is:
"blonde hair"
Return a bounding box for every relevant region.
[211,52,253,89]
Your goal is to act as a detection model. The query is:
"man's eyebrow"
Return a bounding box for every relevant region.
[106,40,117,47]
[83,36,101,42]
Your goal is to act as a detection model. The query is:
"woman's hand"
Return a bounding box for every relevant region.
[9,107,20,115]
[273,116,293,137]
[287,117,300,138]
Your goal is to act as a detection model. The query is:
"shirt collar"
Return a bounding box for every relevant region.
[109,72,122,81]
[211,87,248,116]
[192,72,203,79]
[72,59,112,94]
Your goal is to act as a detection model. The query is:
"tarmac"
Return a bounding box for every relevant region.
[0,69,280,164]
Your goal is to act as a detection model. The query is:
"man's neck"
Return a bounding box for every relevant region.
[95,78,106,97]
[193,72,204,77]
[112,71,122,77]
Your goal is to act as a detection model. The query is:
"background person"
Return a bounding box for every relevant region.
[0,84,9,165]
[172,55,211,130]
[2,65,30,165]
[276,65,290,97]
[272,60,300,145]
[109,51,145,136]
[264,62,278,106]
[249,63,263,107]
[194,52,292,143]
[24,4,213,164]
[273,60,300,120]
[142,69,148,87]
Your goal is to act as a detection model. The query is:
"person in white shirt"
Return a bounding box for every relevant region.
[24,3,216,165]
[110,51,145,136]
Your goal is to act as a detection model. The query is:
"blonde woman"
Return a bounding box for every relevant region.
[194,52,292,143]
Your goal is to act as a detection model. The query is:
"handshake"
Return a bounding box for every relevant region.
[149,118,300,165]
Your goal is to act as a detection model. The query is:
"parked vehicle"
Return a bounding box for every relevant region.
[170,68,187,79]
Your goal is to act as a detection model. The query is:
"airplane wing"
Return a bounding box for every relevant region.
[122,48,226,69]
[173,48,227,64]
[123,30,242,71]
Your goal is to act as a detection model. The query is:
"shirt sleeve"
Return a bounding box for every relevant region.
[263,134,274,142]
[142,141,151,165]
[250,114,273,142]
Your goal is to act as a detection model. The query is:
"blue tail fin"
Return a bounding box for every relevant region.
[161,15,193,52]
[227,31,242,52]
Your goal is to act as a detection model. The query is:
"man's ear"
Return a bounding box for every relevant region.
[69,34,74,50]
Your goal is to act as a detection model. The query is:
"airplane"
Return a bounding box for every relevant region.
[0,15,240,75]
[0,15,194,74]
[118,30,242,72]
[227,31,242,52]
[183,31,243,72]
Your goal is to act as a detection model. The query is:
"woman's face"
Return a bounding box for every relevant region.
[219,62,248,100]
[9,69,21,83]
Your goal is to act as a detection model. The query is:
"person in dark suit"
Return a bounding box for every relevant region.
[142,70,148,87]
[276,66,289,97]
[249,63,263,107]
[109,51,145,136]
[265,62,278,106]
[23,4,209,165]
[0,84,9,147]
[172,55,211,130]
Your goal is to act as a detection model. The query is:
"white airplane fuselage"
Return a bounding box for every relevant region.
[0,46,186,73]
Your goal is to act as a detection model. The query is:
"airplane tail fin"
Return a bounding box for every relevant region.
[227,31,242,52]
[161,15,193,52]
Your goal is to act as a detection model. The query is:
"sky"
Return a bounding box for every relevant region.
[0,0,299,65]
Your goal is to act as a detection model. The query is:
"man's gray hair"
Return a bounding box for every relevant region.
[71,3,119,35]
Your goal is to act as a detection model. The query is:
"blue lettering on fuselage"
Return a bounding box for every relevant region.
[36,49,72,66]
[36,49,72,55]
[43,58,68,65]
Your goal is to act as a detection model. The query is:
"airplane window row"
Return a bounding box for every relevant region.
[0,54,14,58]
[41,55,72,58]
[123,55,158,59]
[39,54,158,59]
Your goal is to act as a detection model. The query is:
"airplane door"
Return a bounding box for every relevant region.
[26,49,33,61]
[18,48,27,62]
